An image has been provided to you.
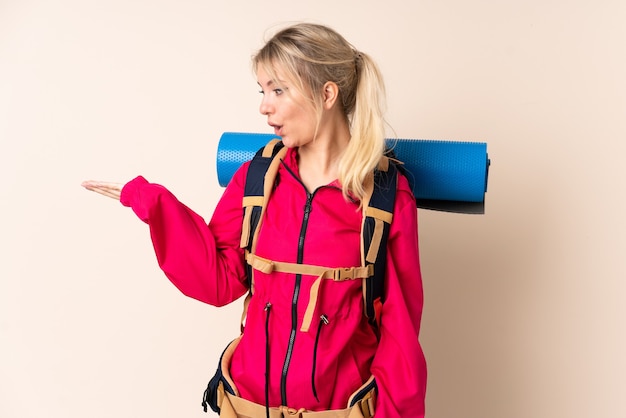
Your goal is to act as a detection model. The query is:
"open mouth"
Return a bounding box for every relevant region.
[269,123,283,137]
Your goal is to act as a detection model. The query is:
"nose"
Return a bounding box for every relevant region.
[259,95,273,116]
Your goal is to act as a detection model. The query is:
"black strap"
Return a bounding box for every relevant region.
[362,162,398,325]
[241,140,285,286]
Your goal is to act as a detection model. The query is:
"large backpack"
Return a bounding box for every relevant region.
[238,139,400,333]
[202,140,398,414]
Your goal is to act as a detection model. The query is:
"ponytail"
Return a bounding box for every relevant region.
[338,51,387,204]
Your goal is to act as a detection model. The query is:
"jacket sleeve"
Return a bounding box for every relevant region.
[370,177,427,417]
[119,165,250,307]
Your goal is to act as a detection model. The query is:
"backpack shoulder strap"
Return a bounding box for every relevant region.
[240,139,286,253]
[361,156,399,330]
[238,139,285,332]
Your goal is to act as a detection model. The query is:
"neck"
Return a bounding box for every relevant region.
[297,116,350,192]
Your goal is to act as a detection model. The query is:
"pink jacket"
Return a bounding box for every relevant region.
[120,147,427,417]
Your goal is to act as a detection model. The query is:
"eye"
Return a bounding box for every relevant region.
[257,87,288,96]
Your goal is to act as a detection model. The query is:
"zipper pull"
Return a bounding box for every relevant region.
[304,194,313,214]
[312,314,329,402]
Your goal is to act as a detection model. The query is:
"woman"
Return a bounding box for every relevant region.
[83,23,426,417]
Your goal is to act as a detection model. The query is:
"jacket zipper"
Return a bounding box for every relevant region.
[264,302,272,418]
[280,191,315,406]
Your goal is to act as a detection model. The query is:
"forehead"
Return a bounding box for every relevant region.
[256,64,287,85]
[256,66,274,85]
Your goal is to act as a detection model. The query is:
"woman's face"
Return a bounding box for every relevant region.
[257,65,318,148]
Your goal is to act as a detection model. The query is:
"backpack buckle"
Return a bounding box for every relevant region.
[279,406,305,417]
[333,265,374,281]
[334,267,362,281]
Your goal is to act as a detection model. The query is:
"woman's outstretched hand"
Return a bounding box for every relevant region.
[81,180,123,201]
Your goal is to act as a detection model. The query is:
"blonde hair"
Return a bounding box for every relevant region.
[252,23,387,203]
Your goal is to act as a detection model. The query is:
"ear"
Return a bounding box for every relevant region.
[322,81,340,110]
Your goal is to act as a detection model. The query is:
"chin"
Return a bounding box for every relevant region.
[279,136,297,148]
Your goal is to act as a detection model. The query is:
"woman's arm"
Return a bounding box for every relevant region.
[370,176,427,417]
[83,163,251,307]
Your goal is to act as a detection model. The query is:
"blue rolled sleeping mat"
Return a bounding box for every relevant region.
[216,132,490,214]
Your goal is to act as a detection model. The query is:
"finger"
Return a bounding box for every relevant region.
[82,180,123,190]
[87,187,121,200]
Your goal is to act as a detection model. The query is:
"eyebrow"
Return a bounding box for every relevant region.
[256,80,274,88]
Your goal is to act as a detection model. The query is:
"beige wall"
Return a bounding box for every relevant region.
[1,1,624,417]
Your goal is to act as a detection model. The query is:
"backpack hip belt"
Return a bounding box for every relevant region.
[207,337,376,418]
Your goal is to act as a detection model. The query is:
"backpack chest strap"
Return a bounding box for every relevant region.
[246,252,374,332]
[246,252,373,280]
